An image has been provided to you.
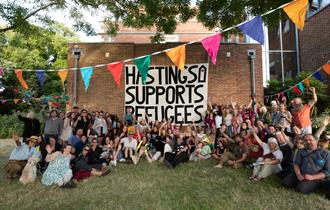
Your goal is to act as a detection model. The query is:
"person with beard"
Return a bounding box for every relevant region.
[291,87,317,135]
[282,134,330,195]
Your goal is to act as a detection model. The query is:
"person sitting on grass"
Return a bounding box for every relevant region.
[73,146,110,181]
[195,139,212,161]
[164,135,189,169]
[132,134,150,165]
[282,134,330,195]
[249,130,283,182]
[88,137,108,169]
[120,131,137,163]
[41,143,76,188]
[214,135,249,169]
[4,134,41,180]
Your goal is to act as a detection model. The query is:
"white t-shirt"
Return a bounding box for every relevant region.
[262,144,283,168]
[164,143,173,154]
[224,114,232,126]
[121,137,137,150]
[215,115,222,129]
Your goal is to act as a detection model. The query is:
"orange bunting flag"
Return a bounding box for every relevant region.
[323,63,330,75]
[283,0,308,30]
[14,99,20,104]
[14,69,29,89]
[166,45,186,70]
[57,70,68,86]
[303,79,310,88]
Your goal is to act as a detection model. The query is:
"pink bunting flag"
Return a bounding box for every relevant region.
[107,62,124,88]
[201,33,221,64]
[1,99,7,104]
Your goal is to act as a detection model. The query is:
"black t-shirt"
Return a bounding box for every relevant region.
[280,143,293,170]
[155,136,166,153]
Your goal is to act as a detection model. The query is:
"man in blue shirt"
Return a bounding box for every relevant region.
[4,135,40,179]
[282,134,330,196]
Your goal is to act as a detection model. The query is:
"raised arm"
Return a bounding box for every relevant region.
[252,128,264,147]
[314,116,329,140]
[309,87,317,107]
[281,130,294,149]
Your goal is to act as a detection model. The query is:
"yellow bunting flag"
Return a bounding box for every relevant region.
[14,99,20,104]
[14,69,29,89]
[166,45,186,70]
[283,0,308,30]
[57,69,68,86]
[303,79,310,88]
[323,63,330,75]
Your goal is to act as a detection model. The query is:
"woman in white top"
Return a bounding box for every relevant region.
[223,108,233,137]
[250,130,283,182]
[60,112,76,145]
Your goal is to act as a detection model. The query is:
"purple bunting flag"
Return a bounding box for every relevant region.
[238,16,264,45]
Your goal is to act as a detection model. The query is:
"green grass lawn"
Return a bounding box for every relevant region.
[0,139,329,210]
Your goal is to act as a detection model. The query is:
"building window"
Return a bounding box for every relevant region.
[307,0,330,17]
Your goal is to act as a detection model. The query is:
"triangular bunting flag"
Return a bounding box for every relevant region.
[238,16,264,45]
[80,67,94,92]
[36,70,45,89]
[134,55,151,84]
[14,69,29,89]
[297,82,304,93]
[166,45,186,70]
[107,62,124,88]
[292,86,302,94]
[14,99,20,104]
[283,0,308,30]
[201,33,221,64]
[303,79,310,88]
[58,70,68,86]
[313,71,324,82]
[322,63,330,75]
[1,99,7,104]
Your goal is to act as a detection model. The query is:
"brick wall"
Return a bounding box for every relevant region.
[67,43,263,118]
[299,5,330,71]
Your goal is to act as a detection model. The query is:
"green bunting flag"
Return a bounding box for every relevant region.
[134,55,151,84]
[297,82,304,93]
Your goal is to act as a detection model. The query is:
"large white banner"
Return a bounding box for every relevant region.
[125,63,208,124]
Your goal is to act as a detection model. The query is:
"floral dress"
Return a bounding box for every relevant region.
[41,152,72,186]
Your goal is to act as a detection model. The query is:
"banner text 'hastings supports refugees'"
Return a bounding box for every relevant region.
[125,64,208,124]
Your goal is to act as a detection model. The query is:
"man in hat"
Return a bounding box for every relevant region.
[282,134,330,195]
[41,101,63,144]
[4,134,41,179]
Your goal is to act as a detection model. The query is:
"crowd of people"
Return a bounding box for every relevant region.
[3,87,330,199]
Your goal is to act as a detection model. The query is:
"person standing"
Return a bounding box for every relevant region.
[41,101,63,144]
[17,110,40,143]
[291,87,317,135]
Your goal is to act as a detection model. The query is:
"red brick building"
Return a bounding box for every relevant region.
[66,42,263,118]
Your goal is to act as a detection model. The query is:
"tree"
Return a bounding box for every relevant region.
[0,23,79,114]
[0,0,293,42]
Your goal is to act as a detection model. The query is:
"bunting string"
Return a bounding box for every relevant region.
[0,0,306,73]
[264,60,330,98]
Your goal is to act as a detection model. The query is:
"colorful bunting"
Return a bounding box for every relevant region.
[283,0,308,30]
[14,69,29,89]
[201,33,221,64]
[107,62,124,88]
[323,63,330,75]
[303,79,310,88]
[297,82,304,93]
[80,67,94,92]
[58,70,68,86]
[238,16,264,45]
[292,86,302,94]
[134,55,151,84]
[36,70,45,89]
[313,71,324,82]
[166,45,186,70]
[14,99,20,104]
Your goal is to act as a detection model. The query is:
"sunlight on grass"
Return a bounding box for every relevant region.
[0,139,329,210]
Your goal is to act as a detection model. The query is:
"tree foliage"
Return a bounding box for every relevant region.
[0,0,295,42]
[0,23,79,114]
